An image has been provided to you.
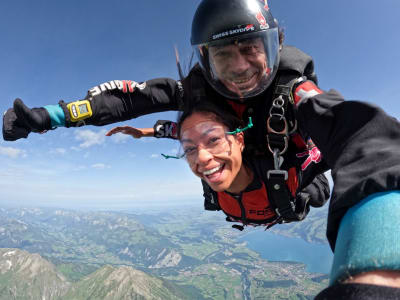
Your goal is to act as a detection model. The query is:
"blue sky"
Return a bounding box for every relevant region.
[0,0,399,210]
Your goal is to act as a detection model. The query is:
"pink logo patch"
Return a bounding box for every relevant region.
[296,140,322,171]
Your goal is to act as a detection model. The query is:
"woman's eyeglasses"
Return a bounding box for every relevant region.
[162,117,253,160]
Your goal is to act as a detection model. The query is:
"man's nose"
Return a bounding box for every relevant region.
[231,52,250,75]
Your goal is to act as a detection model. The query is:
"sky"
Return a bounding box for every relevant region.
[0,0,399,210]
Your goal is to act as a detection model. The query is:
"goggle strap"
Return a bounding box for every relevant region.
[161,153,184,160]
[226,117,253,135]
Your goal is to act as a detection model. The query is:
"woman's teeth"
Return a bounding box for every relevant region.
[203,164,223,176]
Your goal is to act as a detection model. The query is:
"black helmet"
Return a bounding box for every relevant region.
[191,0,280,100]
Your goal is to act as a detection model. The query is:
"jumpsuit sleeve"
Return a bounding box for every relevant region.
[65,78,184,127]
[295,89,400,249]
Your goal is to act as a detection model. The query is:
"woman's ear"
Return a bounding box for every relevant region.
[236,132,245,152]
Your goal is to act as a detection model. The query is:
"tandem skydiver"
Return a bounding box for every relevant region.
[3,0,330,219]
[106,111,326,229]
[106,83,400,299]
[3,0,400,298]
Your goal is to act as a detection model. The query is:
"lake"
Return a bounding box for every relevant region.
[240,230,334,274]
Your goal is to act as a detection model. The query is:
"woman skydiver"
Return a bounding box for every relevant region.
[107,101,329,229]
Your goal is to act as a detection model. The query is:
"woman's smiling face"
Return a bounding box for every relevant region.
[179,112,246,193]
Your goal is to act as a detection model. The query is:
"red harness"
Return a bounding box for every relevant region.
[217,167,298,226]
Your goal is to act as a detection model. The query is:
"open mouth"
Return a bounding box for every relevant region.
[232,71,259,90]
[203,164,225,182]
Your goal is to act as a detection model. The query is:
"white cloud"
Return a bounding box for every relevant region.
[50,148,67,155]
[167,147,181,156]
[91,163,110,170]
[110,132,132,143]
[127,152,137,158]
[75,129,107,148]
[70,146,81,152]
[0,168,25,179]
[72,165,87,171]
[0,146,26,159]
[150,154,159,158]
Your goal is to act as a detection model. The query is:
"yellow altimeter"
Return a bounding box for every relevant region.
[66,100,93,122]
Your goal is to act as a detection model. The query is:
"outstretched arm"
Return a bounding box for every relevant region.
[105,120,178,140]
[106,126,154,139]
[3,78,183,141]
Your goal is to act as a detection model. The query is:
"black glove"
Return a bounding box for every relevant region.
[2,98,51,141]
[293,192,311,221]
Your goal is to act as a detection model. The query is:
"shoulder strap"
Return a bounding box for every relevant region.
[279,45,317,85]
[250,156,305,223]
[201,180,220,211]
[265,170,298,222]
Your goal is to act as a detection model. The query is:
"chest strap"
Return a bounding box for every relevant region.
[264,74,306,222]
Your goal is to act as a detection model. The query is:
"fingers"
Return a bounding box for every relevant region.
[105,126,139,137]
[3,107,31,141]
[13,98,32,128]
[105,128,118,136]
[105,126,126,136]
[13,98,50,131]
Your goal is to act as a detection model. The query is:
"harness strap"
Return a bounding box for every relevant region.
[263,74,306,222]
[270,73,303,134]
[201,180,220,211]
[265,171,298,221]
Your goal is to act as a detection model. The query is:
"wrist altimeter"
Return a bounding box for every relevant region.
[66,100,93,122]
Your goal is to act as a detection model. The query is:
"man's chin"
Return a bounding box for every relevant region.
[238,85,257,94]
[225,83,257,96]
[228,78,260,95]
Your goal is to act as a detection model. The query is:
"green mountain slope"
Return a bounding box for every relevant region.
[64,265,186,300]
[0,248,70,299]
[0,249,192,300]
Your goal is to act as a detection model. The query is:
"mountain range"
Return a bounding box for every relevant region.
[0,206,329,299]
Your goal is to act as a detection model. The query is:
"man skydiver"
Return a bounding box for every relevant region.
[3,0,330,219]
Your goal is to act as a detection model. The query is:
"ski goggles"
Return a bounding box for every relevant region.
[162,117,253,161]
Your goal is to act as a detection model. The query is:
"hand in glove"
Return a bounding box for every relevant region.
[3,98,51,141]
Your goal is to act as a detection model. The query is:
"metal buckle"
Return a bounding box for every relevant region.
[267,116,288,135]
[267,169,288,180]
[267,136,288,155]
[274,208,281,217]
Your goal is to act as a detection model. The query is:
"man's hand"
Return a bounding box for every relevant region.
[2,98,51,141]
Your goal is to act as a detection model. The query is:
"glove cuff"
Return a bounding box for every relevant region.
[44,105,65,127]
[58,100,73,128]
[30,108,52,132]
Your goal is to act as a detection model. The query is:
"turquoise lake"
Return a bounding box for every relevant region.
[240,230,334,274]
